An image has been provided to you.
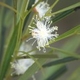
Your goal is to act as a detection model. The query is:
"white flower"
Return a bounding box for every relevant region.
[11,59,34,75]
[33,1,50,18]
[11,42,35,75]
[28,19,58,52]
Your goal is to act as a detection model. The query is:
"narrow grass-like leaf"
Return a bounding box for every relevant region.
[45,0,59,15]
[17,54,58,59]
[50,25,80,44]
[52,9,74,23]
[0,2,5,61]
[22,0,35,32]
[0,14,24,80]
[48,46,80,59]
[0,22,19,80]
[4,11,13,27]
[47,2,80,16]
[0,2,17,13]
[46,66,67,80]
[43,57,78,68]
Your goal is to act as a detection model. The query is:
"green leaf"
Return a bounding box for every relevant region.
[0,22,19,80]
[48,46,80,59]
[52,9,74,23]
[50,25,80,44]
[0,2,17,14]
[46,66,67,80]
[47,2,80,16]
[4,11,13,27]
[18,51,58,59]
[0,18,23,80]
[43,57,78,68]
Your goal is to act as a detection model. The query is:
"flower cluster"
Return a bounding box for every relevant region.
[27,0,59,52]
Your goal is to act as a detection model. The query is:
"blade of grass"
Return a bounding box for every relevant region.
[0,2,17,13]
[43,57,78,68]
[0,16,24,80]
[22,0,35,32]
[17,54,58,59]
[0,2,5,62]
[46,66,67,80]
[48,46,80,59]
[52,9,74,23]
[45,0,59,16]
[50,25,80,44]
[46,2,80,16]
[0,22,19,80]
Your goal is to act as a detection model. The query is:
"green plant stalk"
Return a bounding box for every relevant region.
[48,46,80,59]
[45,0,59,16]
[46,2,80,16]
[17,54,58,58]
[13,0,17,25]
[4,1,17,80]
[0,23,19,80]
[0,1,23,20]
[17,0,29,23]
[52,9,74,23]
[22,14,35,40]
[0,2,17,13]
[43,57,78,68]
[0,6,24,80]
[0,4,4,62]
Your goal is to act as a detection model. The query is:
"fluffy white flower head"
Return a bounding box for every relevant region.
[11,59,34,75]
[11,42,35,75]
[34,1,50,18]
[29,19,58,52]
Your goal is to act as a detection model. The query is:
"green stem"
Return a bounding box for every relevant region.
[0,4,4,60]
[0,2,17,13]
[46,2,80,16]
[22,14,35,39]
[48,46,80,59]
[13,0,17,25]
[46,0,59,15]
[17,54,58,58]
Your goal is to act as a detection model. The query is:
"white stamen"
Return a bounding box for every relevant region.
[26,37,34,42]
[32,40,37,46]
